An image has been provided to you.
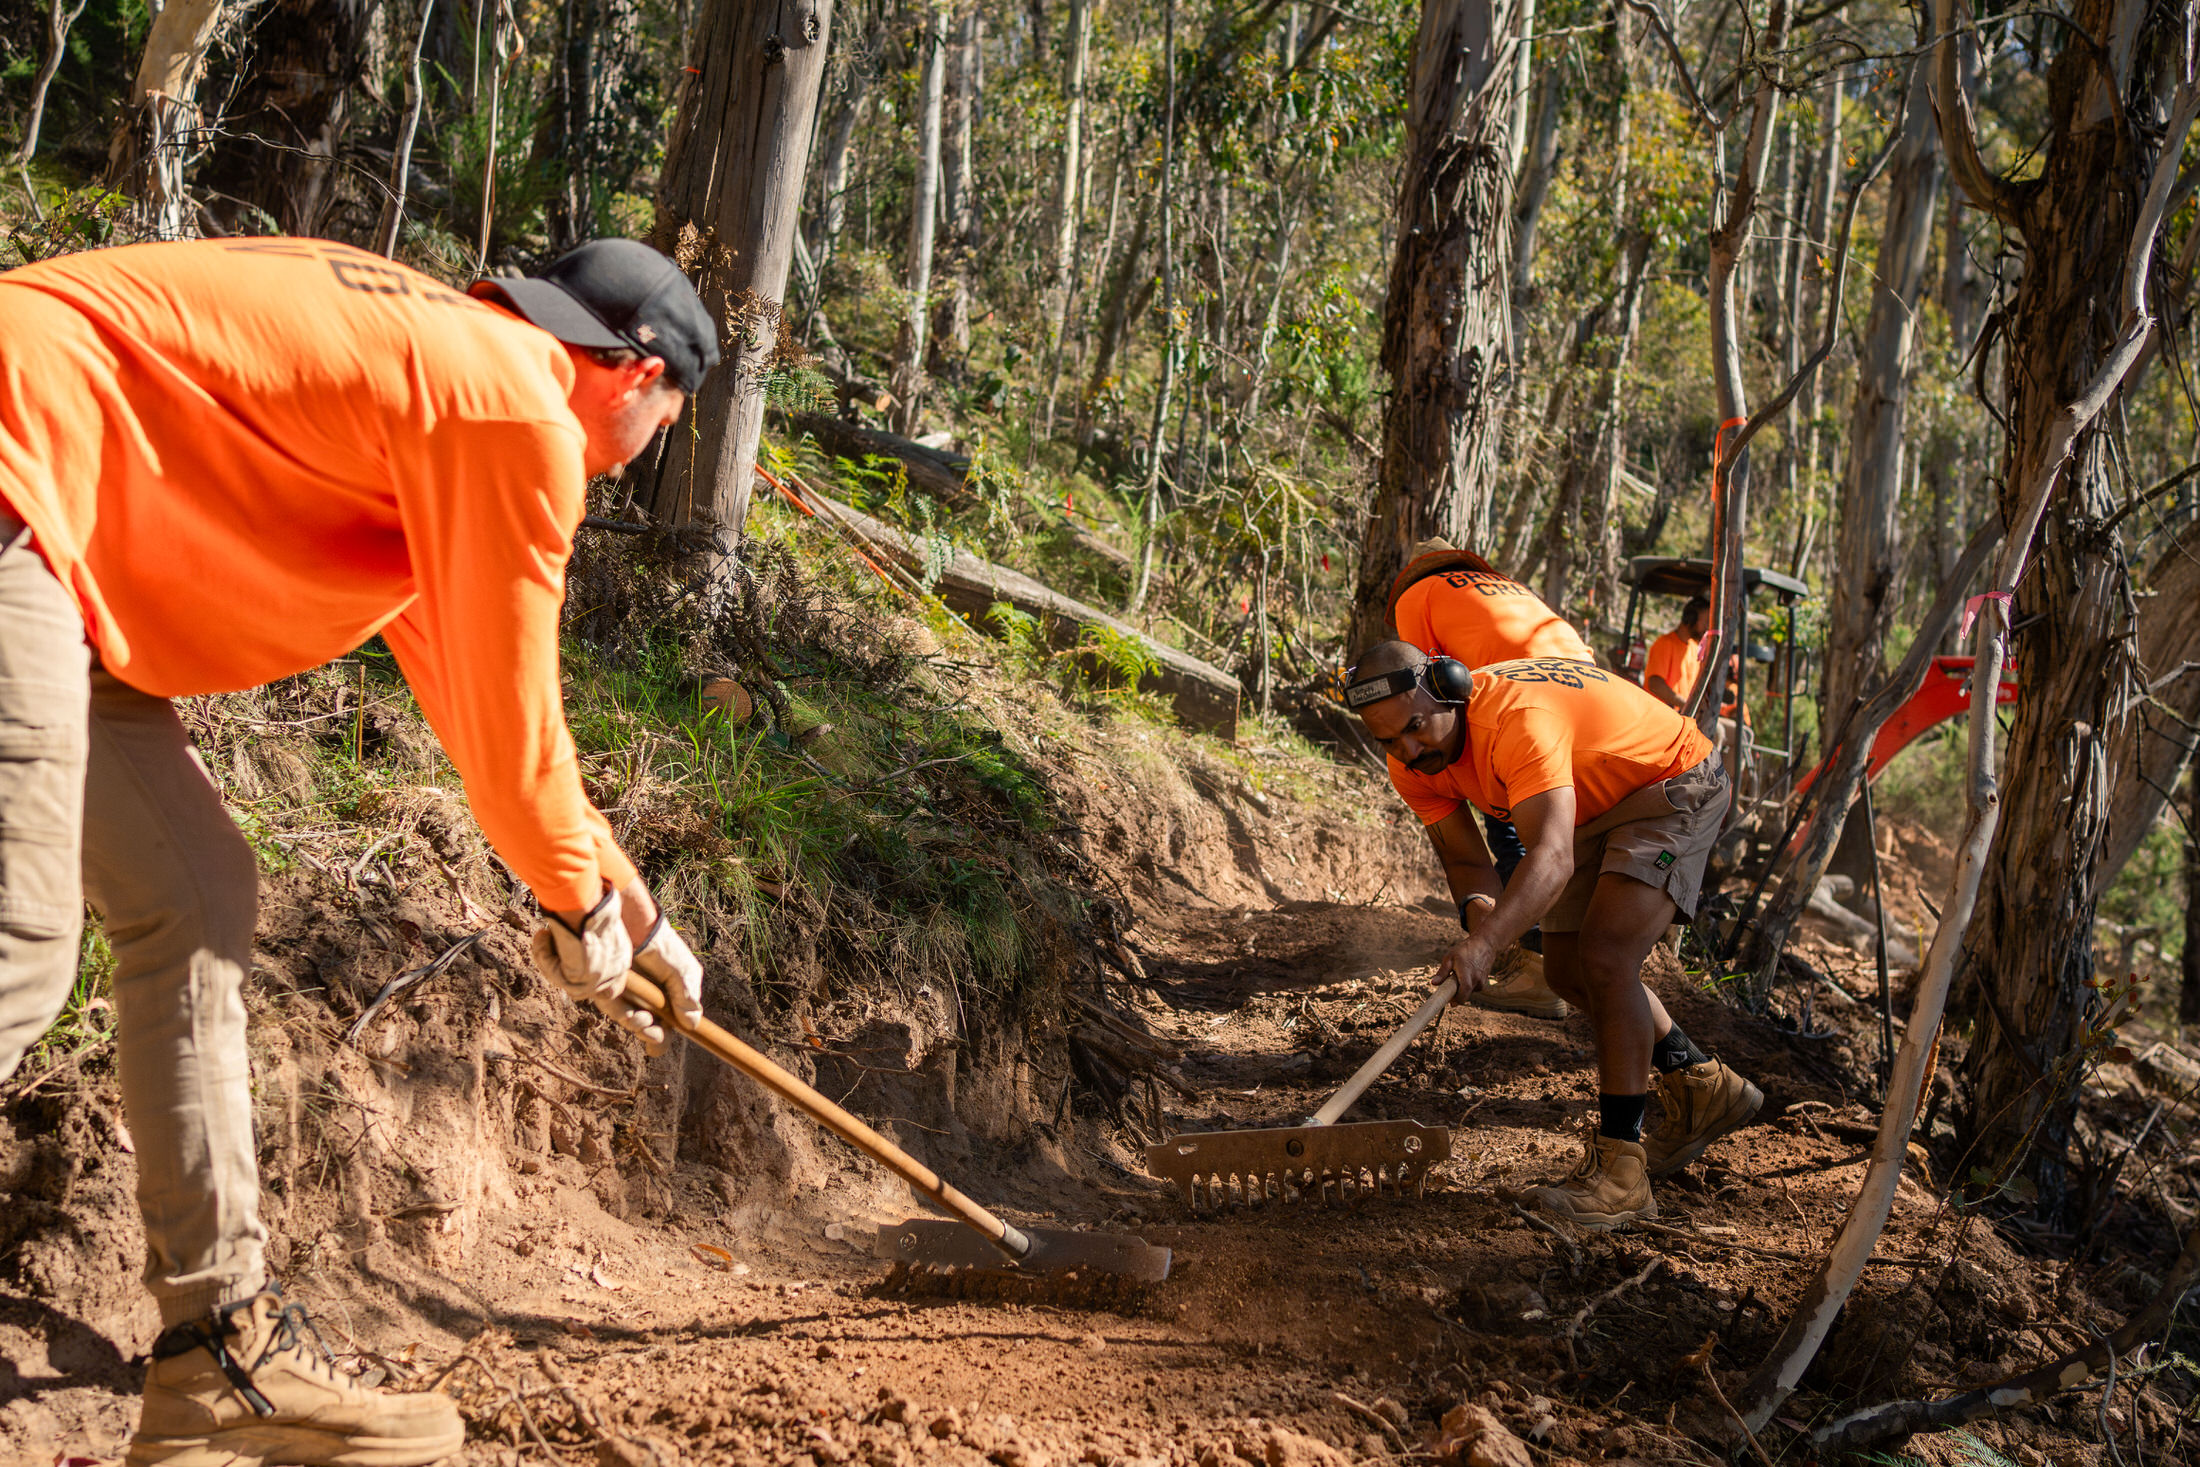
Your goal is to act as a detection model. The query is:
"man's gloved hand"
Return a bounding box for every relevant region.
[632,914,705,1035]
[530,889,633,1002]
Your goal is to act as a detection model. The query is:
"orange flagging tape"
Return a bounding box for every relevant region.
[753,463,816,517]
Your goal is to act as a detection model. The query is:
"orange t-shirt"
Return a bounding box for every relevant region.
[1644,628,1704,703]
[1393,567,1592,669]
[1387,658,1713,827]
[0,237,634,912]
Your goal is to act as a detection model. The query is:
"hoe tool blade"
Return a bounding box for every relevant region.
[1146,978,1458,1210]
[875,1219,1172,1282]
[619,971,1171,1288]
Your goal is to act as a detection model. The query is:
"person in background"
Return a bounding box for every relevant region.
[1643,595,1710,710]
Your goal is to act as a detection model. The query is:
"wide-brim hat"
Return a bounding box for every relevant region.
[1385,537,1501,631]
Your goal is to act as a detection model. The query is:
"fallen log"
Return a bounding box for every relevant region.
[808,489,1240,739]
[786,413,968,502]
[782,413,1136,573]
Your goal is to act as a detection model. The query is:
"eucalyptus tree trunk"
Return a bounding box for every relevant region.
[1083,196,1153,418]
[1693,0,1788,747]
[1795,76,1843,505]
[1817,53,1943,740]
[2184,775,2200,1027]
[930,4,982,376]
[810,17,879,273]
[1582,229,1651,623]
[1508,59,1563,351]
[15,0,90,172]
[1347,0,1521,657]
[1042,0,1094,433]
[1739,17,2197,1414]
[2094,514,2200,895]
[1950,0,2186,1218]
[542,0,647,250]
[889,3,951,433]
[1127,0,1178,615]
[641,0,834,554]
[105,0,234,237]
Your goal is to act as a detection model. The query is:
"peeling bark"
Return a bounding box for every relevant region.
[1347,0,1520,657]
[642,0,835,552]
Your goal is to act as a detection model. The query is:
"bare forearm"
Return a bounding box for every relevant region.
[1470,844,1571,953]
[1441,860,1504,911]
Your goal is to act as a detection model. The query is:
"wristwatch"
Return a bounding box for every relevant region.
[1458,893,1497,932]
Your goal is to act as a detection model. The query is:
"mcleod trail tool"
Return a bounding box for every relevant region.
[619,971,1171,1284]
[1146,979,1458,1208]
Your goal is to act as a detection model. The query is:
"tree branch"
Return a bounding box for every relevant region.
[1928,0,2026,225]
[1727,55,1912,459]
[1621,0,1722,130]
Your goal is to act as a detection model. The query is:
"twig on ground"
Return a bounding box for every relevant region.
[1813,1224,2200,1455]
[344,932,483,1046]
[1685,1333,1773,1467]
[5,1035,113,1104]
[1332,1392,1408,1451]
[1635,1218,1935,1267]
[431,1352,570,1462]
[1565,1257,1663,1371]
[1515,1204,1583,1272]
[511,1049,639,1099]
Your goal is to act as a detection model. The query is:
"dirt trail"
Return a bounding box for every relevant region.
[7,815,2181,1466]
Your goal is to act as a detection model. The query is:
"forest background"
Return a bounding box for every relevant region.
[9,0,2200,1284]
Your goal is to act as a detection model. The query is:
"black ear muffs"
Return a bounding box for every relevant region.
[1423,657,1474,705]
[1343,657,1476,710]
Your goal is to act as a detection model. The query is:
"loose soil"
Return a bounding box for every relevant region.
[3,742,2193,1466]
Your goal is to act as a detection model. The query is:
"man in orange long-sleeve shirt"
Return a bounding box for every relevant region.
[0,236,719,1465]
[1346,645,1762,1228]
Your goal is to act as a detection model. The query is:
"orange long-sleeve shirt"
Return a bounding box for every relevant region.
[0,238,635,912]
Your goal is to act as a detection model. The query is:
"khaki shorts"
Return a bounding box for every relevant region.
[1540,755,1728,933]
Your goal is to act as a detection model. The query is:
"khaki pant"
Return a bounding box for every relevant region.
[1541,755,1729,933]
[0,512,266,1327]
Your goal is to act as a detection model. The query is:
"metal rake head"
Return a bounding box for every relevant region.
[1144,1119,1453,1210]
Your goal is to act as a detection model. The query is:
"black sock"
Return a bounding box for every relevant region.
[1651,1025,1710,1074]
[1520,927,1544,955]
[1599,1093,1648,1143]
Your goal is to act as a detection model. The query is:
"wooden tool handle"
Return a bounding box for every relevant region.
[1308,978,1457,1127]
[619,972,1030,1262]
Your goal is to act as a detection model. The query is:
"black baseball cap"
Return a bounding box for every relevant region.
[474,239,720,393]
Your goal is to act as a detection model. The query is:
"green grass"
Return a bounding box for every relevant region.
[40,914,116,1063]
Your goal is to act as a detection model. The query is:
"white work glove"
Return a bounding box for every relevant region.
[631,914,705,1042]
[531,889,633,1002]
[532,889,657,1052]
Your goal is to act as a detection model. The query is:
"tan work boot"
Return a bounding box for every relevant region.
[128,1289,463,1467]
[1523,1129,1656,1230]
[1643,1058,1765,1177]
[1471,949,1568,1020]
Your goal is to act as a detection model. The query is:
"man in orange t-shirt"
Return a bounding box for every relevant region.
[1643,595,1709,708]
[1388,541,1595,670]
[1345,644,1762,1228]
[1388,539,1590,1009]
[0,237,719,1464]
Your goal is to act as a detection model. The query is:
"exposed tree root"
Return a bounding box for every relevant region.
[1813,1223,2200,1456]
